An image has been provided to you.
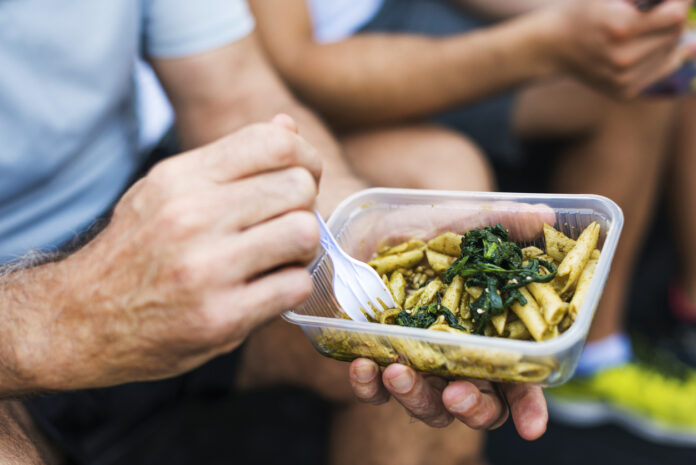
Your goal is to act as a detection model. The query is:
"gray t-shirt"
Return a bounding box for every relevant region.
[0,0,254,262]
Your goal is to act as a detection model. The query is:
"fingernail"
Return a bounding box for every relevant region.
[355,363,377,383]
[387,370,414,394]
[448,393,477,414]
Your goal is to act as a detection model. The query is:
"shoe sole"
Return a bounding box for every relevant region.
[547,396,696,447]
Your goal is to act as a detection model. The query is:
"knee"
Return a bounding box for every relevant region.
[411,126,495,192]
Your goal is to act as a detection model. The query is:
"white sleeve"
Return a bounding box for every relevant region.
[143,0,255,58]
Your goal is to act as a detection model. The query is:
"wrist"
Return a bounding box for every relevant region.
[521,6,569,78]
[0,257,81,394]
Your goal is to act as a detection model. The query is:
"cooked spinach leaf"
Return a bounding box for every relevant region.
[445,225,557,334]
[395,294,468,331]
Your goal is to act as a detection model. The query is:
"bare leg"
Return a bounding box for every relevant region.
[672,98,696,307]
[237,126,493,465]
[340,124,495,192]
[515,79,676,341]
[0,401,63,465]
[329,399,486,465]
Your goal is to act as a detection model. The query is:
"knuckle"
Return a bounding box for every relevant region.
[264,126,297,166]
[148,159,179,185]
[171,252,209,290]
[606,18,631,41]
[467,407,499,430]
[609,51,635,71]
[286,167,318,205]
[156,201,198,235]
[286,211,320,256]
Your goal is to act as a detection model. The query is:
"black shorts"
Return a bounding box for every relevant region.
[25,352,243,465]
[359,0,525,166]
[22,133,244,465]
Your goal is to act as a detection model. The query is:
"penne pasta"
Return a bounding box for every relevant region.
[417,279,442,307]
[404,287,425,309]
[318,222,603,384]
[369,248,424,275]
[510,288,551,342]
[425,248,457,272]
[388,271,406,307]
[442,275,464,312]
[543,223,576,263]
[554,222,600,295]
[522,246,545,260]
[504,320,532,340]
[491,309,508,335]
[568,257,598,320]
[426,232,462,256]
[527,281,567,325]
[378,239,426,256]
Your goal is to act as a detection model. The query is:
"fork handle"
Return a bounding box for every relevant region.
[315,211,341,256]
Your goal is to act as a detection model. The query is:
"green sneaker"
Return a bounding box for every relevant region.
[546,360,696,446]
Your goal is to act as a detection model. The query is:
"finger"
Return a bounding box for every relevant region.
[223,166,318,230]
[442,379,508,430]
[480,202,556,242]
[637,0,690,34]
[271,113,299,133]
[605,26,681,73]
[502,383,548,441]
[382,364,453,428]
[349,358,390,405]
[608,0,688,37]
[626,43,691,95]
[152,165,317,242]
[219,210,320,283]
[224,266,314,329]
[197,123,322,184]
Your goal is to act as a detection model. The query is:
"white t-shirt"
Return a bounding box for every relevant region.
[307,0,384,43]
[0,0,254,262]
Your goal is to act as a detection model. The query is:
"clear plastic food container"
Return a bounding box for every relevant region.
[284,188,623,386]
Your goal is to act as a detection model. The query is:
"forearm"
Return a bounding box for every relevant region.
[0,255,76,396]
[173,79,356,188]
[267,10,562,129]
[158,37,366,216]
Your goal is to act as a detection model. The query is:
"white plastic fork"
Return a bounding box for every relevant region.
[315,211,397,322]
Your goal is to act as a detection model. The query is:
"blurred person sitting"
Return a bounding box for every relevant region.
[249,0,696,447]
[0,0,549,464]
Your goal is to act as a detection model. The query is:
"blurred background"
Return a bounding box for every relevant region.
[122,1,696,463]
[6,0,696,463]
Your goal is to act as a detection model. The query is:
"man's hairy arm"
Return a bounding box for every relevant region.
[149,33,366,216]
[0,255,70,396]
[0,118,325,397]
[251,0,688,130]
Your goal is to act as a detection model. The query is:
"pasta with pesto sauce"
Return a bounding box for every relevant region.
[316,222,602,383]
